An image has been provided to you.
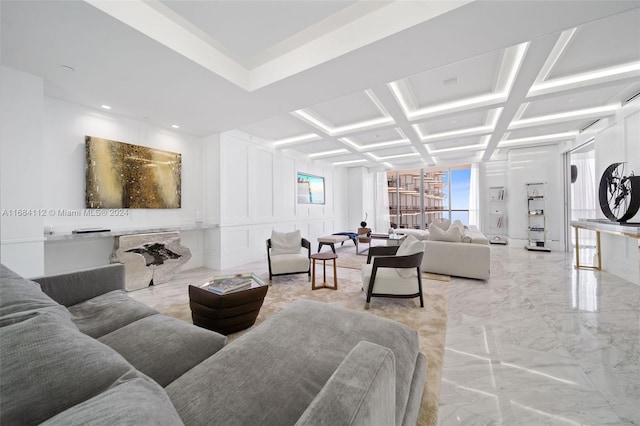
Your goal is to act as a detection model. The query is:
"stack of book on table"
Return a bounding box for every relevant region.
[206,276,252,295]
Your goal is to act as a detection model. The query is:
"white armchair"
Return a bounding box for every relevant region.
[360,235,425,309]
[266,230,311,283]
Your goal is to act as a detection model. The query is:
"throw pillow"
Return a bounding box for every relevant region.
[461,230,472,243]
[429,224,463,242]
[395,235,425,279]
[270,230,302,255]
[430,219,451,231]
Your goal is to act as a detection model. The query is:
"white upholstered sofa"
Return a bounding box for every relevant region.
[395,220,490,280]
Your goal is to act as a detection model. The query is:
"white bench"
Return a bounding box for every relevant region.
[317,234,357,253]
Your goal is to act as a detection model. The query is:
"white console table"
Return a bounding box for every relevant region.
[570,220,640,270]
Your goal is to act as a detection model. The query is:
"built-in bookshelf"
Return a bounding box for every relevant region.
[525,182,550,252]
[489,187,507,244]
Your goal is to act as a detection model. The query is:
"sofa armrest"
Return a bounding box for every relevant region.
[33,264,125,307]
[295,341,396,426]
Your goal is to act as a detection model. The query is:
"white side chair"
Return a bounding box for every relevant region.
[360,235,425,309]
[266,230,311,283]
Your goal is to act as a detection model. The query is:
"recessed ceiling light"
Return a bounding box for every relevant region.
[101,105,111,110]
[171,124,180,129]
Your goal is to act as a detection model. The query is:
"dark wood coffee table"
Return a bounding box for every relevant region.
[311,252,338,290]
[188,273,268,335]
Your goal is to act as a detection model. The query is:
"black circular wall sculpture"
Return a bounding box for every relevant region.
[598,162,640,222]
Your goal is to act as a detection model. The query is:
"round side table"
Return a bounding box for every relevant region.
[310,252,338,290]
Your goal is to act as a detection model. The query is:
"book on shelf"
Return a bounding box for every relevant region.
[206,277,252,295]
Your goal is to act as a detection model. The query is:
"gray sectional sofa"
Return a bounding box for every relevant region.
[0,263,427,425]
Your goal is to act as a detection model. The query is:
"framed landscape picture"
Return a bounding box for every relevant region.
[297,172,325,205]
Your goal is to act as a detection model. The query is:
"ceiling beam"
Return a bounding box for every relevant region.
[370,85,434,166]
[482,33,562,162]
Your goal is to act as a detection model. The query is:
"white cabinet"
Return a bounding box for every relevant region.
[525,183,550,252]
[489,187,507,244]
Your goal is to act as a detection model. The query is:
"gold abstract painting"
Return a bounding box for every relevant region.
[85,136,181,209]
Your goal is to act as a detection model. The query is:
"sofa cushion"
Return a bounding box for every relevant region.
[270,253,310,275]
[0,264,75,328]
[468,225,490,245]
[271,230,302,255]
[166,300,420,426]
[0,311,154,425]
[33,264,124,307]
[430,219,450,231]
[362,264,420,295]
[99,314,227,387]
[40,377,184,426]
[428,224,463,242]
[395,235,425,278]
[67,290,157,338]
[394,229,429,240]
[294,341,396,426]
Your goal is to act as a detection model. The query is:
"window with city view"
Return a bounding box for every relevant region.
[387,166,471,229]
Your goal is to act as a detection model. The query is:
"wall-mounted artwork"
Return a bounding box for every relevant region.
[297,172,325,205]
[598,162,639,222]
[85,136,181,209]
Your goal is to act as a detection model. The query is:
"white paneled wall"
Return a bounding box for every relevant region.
[594,100,640,285]
[506,146,564,249]
[214,130,349,270]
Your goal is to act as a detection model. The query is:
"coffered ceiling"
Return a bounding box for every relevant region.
[2,1,639,170]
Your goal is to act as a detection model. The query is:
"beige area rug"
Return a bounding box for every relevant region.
[155,259,449,426]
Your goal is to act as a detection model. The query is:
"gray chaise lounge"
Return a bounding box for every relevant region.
[0,263,426,425]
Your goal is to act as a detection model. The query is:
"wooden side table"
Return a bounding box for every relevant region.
[311,252,338,290]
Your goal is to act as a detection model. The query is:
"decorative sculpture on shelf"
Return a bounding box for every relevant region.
[598,162,640,222]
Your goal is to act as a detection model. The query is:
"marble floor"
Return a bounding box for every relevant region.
[438,245,639,426]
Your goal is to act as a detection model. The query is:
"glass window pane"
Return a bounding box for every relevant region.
[451,168,470,210]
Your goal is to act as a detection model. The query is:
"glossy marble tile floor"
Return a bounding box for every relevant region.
[437,245,639,426]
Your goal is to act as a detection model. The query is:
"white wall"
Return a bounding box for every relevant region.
[593,99,640,285]
[215,130,349,270]
[480,148,564,250]
[39,98,207,274]
[506,145,564,250]
[0,66,45,277]
[42,98,205,233]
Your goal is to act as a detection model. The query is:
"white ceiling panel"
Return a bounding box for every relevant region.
[159,0,356,65]
[405,49,503,106]
[433,152,480,163]
[548,8,640,79]
[427,135,485,152]
[304,91,386,127]
[292,140,345,154]
[522,82,638,118]
[414,110,490,135]
[505,119,588,139]
[372,146,418,159]
[348,127,406,145]
[241,114,316,140]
